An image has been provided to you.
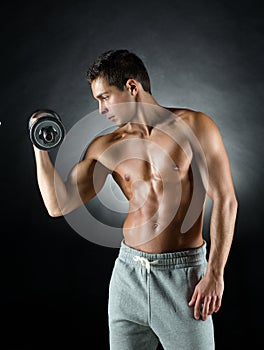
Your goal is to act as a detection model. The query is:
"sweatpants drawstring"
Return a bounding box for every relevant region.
[133,256,159,273]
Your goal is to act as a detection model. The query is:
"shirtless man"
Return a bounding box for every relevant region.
[32,49,238,350]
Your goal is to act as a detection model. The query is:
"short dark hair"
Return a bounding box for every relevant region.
[86,49,151,94]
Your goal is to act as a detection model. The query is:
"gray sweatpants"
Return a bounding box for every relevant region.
[108,240,215,350]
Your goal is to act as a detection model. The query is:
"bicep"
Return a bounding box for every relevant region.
[196,115,236,200]
[65,144,110,203]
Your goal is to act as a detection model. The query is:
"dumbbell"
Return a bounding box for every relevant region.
[28,109,66,150]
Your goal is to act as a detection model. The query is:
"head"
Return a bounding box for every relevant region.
[86,49,152,124]
[86,49,151,94]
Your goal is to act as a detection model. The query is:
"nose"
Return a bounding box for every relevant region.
[99,101,108,115]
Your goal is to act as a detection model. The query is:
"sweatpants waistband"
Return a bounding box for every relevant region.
[118,239,207,270]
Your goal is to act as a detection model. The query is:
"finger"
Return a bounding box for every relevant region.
[209,296,217,315]
[194,296,203,320]
[208,296,216,315]
[214,297,222,312]
[202,296,211,320]
[188,289,197,306]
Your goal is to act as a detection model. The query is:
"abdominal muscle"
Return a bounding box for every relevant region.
[121,171,205,254]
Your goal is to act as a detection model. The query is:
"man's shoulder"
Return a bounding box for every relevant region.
[89,127,125,148]
[166,107,212,123]
[83,131,119,161]
[164,107,196,123]
[168,107,217,131]
[164,107,220,146]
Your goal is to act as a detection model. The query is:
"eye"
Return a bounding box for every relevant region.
[102,96,109,101]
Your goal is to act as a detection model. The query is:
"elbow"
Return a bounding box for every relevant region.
[47,208,63,218]
[231,195,238,211]
[45,195,83,217]
[225,195,238,215]
[45,198,72,217]
[213,193,238,212]
[47,204,75,217]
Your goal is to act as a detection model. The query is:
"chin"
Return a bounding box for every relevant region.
[114,118,124,126]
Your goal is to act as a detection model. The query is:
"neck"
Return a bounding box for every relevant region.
[136,90,159,106]
[126,95,168,135]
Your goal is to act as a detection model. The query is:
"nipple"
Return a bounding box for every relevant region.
[153,223,159,230]
[124,174,130,181]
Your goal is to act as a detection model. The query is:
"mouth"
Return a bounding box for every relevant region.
[107,115,116,121]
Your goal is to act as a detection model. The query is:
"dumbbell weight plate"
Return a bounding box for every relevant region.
[30,116,65,150]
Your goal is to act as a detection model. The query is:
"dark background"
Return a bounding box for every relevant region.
[1,0,264,349]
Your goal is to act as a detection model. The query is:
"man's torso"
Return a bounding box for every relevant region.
[93,108,207,253]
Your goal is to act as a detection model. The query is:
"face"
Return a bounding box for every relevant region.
[91,77,137,125]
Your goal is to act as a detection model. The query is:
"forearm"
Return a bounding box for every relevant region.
[206,196,238,277]
[33,146,69,217]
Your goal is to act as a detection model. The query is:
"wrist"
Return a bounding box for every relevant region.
[206,265,224,279]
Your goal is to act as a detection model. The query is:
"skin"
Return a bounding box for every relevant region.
[32,76,238,321]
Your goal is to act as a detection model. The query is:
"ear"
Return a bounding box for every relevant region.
[126,79,139,96]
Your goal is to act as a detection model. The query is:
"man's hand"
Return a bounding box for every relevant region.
[188,273,224,320]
